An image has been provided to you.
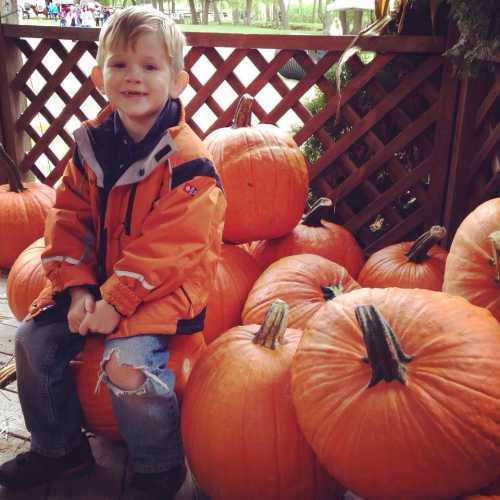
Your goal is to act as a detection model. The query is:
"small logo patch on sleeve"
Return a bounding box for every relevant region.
[184,183,198,196]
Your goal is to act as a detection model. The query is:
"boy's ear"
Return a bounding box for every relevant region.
[90,66,105,94]
[170,70,189,98]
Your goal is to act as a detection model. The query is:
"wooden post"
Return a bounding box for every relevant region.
[0,3,28,183]
[425,21,460,244]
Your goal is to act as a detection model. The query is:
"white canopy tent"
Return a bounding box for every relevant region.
[326,0,375,11]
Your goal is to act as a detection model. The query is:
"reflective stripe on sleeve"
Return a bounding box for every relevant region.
[42,255,82,265]
[114,270,155,290]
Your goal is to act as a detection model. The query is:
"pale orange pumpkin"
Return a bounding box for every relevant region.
[250,198,365,278]
[182,300,344,500]
[358,225,448,290]
[292,288,500,500]
[443,198,500,321]
[72,333,206,441]
[242,253,360,329]
[203,244,262,345]
[6,238,48,320]
[0,144,55,268]
[203,94,309,243]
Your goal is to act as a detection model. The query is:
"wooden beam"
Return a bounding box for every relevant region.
[1,25,446,53]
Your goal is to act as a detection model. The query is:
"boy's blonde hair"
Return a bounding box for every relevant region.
[96,6,186,75]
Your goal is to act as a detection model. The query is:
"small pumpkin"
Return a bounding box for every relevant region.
[250,198,365,278]
[203,94,309,243]
[6,238,48,320]
[0,143,55,268]
[292,287,500,500]
[358,225,448,290]
[242,253,360,329]
[72,333,206,441]
[443,198,500,321]
[182,300,344,500]
[203,244,262,345]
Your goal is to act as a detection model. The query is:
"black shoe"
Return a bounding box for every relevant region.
[128,463,187,500]
[0,436,95,489]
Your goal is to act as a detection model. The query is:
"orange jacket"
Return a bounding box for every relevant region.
[31,104,226,338]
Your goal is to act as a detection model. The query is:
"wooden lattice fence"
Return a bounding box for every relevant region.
[443,60,500,243]
[0,24,497,252]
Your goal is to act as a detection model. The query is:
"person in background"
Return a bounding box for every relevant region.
[0,5,226,500]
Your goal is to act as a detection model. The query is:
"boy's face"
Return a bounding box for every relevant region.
[91,32,188,140]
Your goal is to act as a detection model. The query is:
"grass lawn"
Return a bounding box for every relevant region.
[21,16,323,34]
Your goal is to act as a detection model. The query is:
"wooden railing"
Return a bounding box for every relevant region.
[0,23,497,252]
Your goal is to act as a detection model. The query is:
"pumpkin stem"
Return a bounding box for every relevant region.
[302,197,335,227]
[0,142,25,193]
[404,225,446,263]
[232,94,253,128]
[253,299,289,350]
[321,284,344,301]
[355,305,413,388]
[489,231,500,282]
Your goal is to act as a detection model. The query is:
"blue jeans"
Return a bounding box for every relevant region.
[15,315,184,473]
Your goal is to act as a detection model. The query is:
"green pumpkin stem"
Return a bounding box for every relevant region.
[489,231,500,282]
[321,284,344,301]
[355,305,413,388]
[404,226,446,263]
[253,299,289,350]
[302,197,335,227]
[0,142,25,193]
[232,94,253,128]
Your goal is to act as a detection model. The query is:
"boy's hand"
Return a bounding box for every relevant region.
[67,287,95,333]
[78,299,121,336]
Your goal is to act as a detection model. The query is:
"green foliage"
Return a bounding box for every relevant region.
[293,60,353,163]
[445,0,500,77]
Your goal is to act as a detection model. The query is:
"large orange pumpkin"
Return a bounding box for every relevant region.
[203,94,309,243]
[203,244,262,345]
[242,253,360,329]
[358,225,448,290]
[182,301,344,500]
[72,333,206,441]
[6,238,48,320]
[251,198,365,278]
[0,143,55,268]
[292,287,500,500]
[443,198,500,321]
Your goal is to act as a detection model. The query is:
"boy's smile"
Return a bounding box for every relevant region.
[91,32,188,142]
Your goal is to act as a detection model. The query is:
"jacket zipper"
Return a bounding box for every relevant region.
[124,184,138,236]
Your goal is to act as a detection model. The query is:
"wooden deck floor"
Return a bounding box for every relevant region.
[0,271,203,500]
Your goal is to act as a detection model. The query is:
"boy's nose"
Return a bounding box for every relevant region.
[125,67,141,82]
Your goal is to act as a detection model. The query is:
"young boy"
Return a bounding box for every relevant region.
[0,6,226,499]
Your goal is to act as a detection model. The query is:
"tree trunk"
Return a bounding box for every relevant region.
[188,0,199,23]
[157,0,164,13]
[244,0,251,25]
[312,0,316,22]
[265,2,270,23]
[202,0,209,23]
[213,0,221,24]
[171,0,175,14]
[277,0,288,28]
[339,10,347,33]
[317,0,322,22]
[0,0,19,23]
[232,7,239,24]
[353,9,362,33]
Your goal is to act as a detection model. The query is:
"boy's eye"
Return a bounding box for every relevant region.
[111,62,126,69]
[144,64,157,71]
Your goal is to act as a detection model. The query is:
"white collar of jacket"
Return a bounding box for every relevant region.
[73,104,181,188]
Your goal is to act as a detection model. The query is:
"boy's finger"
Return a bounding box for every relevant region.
[78,317,90,336]
[84,295,96,313]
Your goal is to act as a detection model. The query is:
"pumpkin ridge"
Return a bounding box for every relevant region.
[410,373,500,455]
